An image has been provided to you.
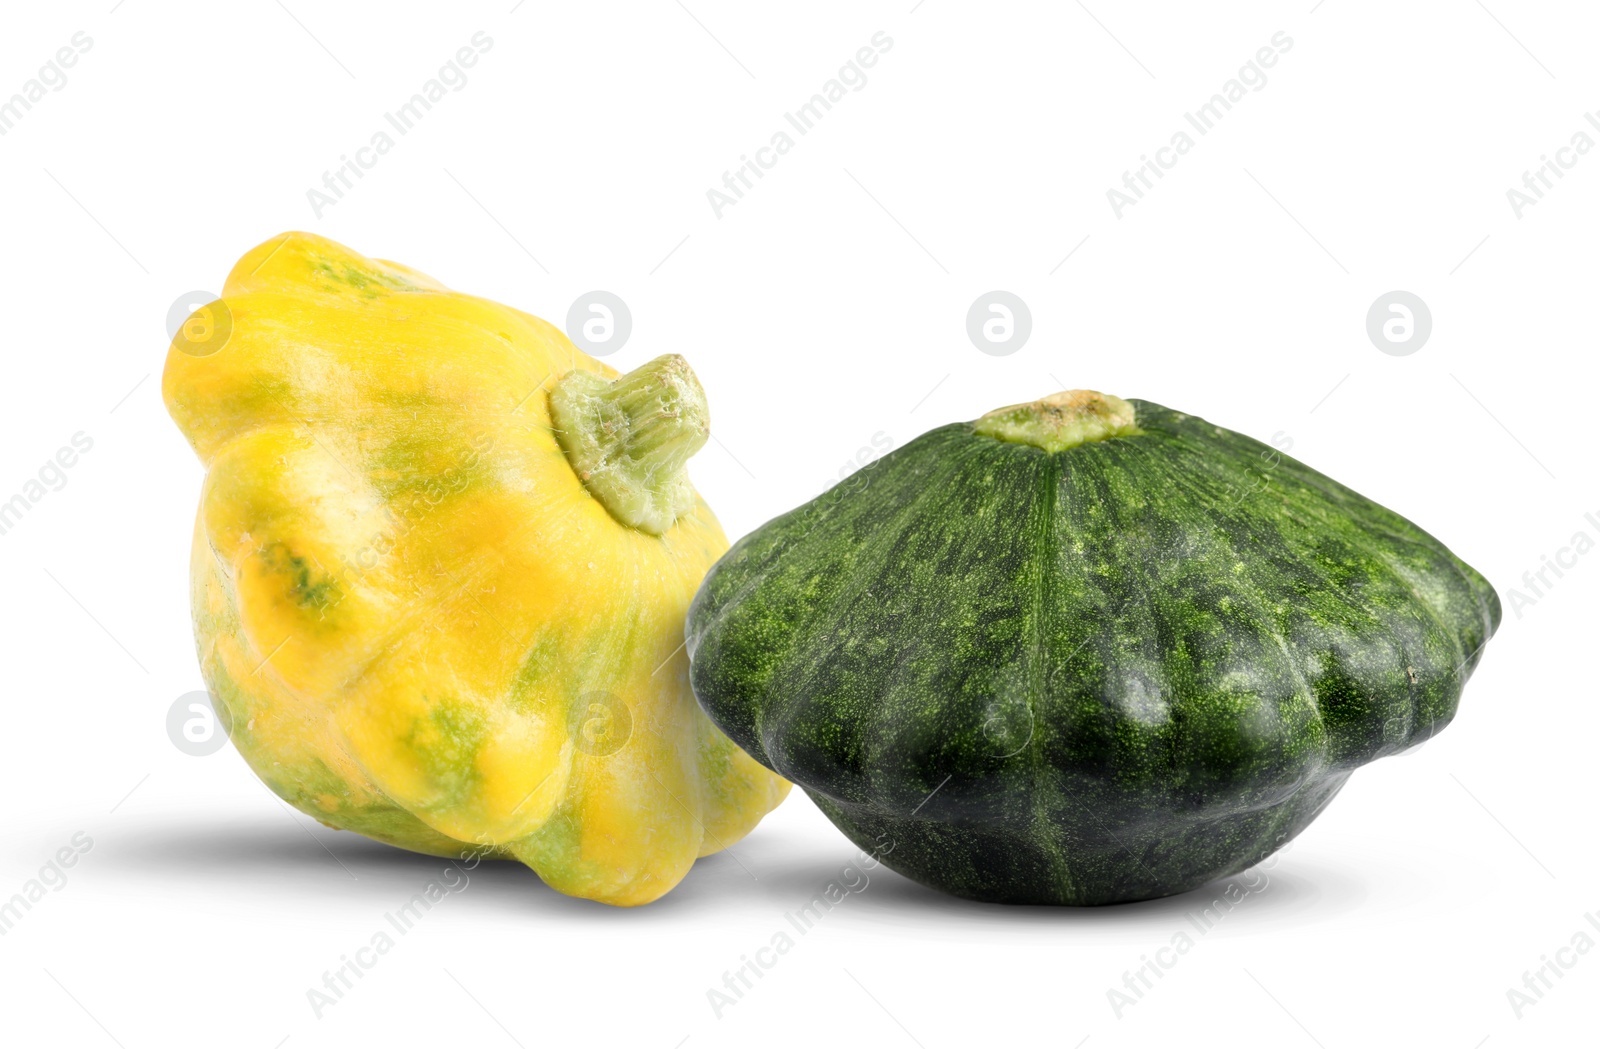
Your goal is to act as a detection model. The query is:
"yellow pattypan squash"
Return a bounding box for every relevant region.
[163,232,789,905]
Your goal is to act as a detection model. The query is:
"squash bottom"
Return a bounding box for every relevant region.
[807,772,1351,906]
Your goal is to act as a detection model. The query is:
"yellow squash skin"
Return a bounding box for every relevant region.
[163,232,788,906]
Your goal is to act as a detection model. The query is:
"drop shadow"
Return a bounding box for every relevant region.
[83,814,847,922]
[831,857,1372,934]
[96,815,545,899]
[83,815,1368,931]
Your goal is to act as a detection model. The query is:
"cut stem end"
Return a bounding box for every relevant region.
[549,354,709,535]
[974,389,1141,452]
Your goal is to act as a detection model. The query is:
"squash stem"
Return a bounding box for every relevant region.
[548,354,710,535]
[974,389,1142,452]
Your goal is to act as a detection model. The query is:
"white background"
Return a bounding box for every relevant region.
[1,1,1596,1046]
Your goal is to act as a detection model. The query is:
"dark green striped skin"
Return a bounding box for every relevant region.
[687,399,1500,905]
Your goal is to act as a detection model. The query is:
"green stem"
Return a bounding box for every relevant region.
[548,354,710,535]
[974,389,1142,452]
